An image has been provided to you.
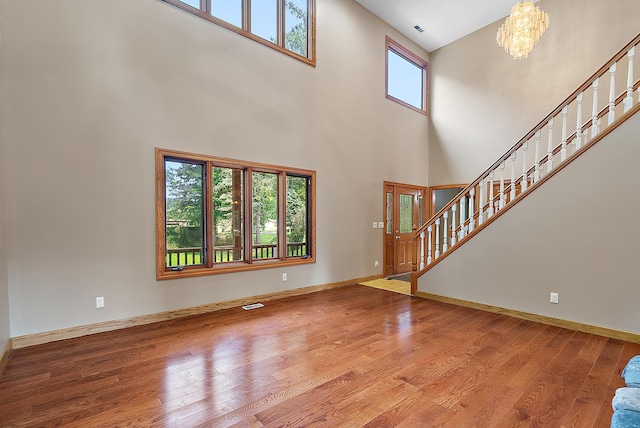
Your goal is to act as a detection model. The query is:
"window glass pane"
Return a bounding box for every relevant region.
[285,0,307,56]
[178,0,201,9]
[286,175,308,257]
[165,160,205,267]
[386,192,393,234]
[213,167,244,262]
[388,49,423,110]
[210,0,242,27]
[251,0,278,43]
[252,172,278,259]
[399,194,413,234]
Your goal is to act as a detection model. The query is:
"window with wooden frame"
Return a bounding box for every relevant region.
[162,0,316,66]
[156,148,315,280]
[385,36,428,115]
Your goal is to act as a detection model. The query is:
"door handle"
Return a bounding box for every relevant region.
[395,236,400,239]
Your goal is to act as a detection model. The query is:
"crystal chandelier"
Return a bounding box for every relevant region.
[497,1,549,60]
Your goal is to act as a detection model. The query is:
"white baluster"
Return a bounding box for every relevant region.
[521,142,528,192]
[468,188,475,233]
[451,204,457,246]
[575,93,583,151]
[459,197,467,240]
[419,231,425,270]
[534,131,541,182]
[510,153,517,202]
[478,180,484,226]
[625,47,635,112]
[591,78,600,138]
[560,106,568,162]
[487,171,494,218]
[608,63,617,126]
[434,219,440,259]
[546,118,554,173]
[499,162,506,209]
[427,226,432,264]
[442,211,449,252]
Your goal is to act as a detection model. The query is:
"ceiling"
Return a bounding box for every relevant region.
[354,0,532,53]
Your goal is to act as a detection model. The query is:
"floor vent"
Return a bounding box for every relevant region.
[242,303,264,310]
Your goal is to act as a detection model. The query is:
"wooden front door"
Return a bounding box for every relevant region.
[384,183,427,276]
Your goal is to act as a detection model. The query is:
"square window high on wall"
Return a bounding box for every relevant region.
[385,37,428,115]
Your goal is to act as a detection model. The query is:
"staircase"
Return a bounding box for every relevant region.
[412,34,640,338]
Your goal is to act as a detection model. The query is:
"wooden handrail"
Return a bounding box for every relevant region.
[417,33,640,236]
[413,33,640,278]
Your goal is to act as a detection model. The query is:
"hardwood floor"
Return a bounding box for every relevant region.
[360,278,411,295]
[0,284,637,427]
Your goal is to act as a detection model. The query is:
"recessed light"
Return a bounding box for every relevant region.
[414,25,424,33]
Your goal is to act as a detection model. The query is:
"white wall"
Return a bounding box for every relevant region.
[419,112,640,335]
[429,0,640,185]
[0,0,429,337]
[0,30,10,351]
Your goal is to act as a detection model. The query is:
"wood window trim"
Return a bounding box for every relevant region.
[385,36,429,116]
[156,148,316,280]
[162,0,316,67]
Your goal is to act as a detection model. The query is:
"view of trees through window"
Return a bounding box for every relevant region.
[165,160,205,267]
[159,150,314,277]
[169,0,312,62]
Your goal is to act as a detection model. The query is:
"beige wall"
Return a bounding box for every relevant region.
[429,0,640,185]
[419,112,640,335]
[0,0,429,337]
[0,30,9,351]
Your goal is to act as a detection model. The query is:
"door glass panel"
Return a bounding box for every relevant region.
[386,192,392,234]
[399,194,413,233]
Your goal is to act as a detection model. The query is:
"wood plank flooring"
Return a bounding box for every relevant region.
[1,284,638,427]
[360,278,411,295]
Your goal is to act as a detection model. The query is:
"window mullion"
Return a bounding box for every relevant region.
[202,0,210,14]
[205,161,214,267]
[278,0,285,48]
[278,171,287,259]
[244,167,253,264]
[244,0,250,33]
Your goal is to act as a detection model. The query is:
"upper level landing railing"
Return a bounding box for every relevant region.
[415,34,640,274]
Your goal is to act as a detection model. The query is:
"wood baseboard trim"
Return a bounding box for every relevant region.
[12,275,380,349]
[0,338,12,376]
[415,291,640,344]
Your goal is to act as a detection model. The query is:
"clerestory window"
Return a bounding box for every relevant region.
[385,36,429,115]
[163,0,315,66]
[157,148,315,279]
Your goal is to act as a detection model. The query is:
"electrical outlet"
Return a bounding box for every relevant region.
[374,261,379,267]
[550,292,558,304]
[282,273,287,281]
[96,296,104,308]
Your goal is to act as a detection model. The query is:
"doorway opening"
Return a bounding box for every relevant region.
[382,182,429,285]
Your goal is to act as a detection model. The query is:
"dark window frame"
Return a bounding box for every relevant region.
[162,0,316,66]
[156,148,316,280]
[385,36,429,115]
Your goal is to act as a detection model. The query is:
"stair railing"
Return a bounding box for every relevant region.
[414,33,640,274]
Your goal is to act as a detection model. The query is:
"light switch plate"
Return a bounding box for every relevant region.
[372,222,378,229]
[378,222,384,229]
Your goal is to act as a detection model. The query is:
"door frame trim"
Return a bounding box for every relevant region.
[382,181,429,284]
